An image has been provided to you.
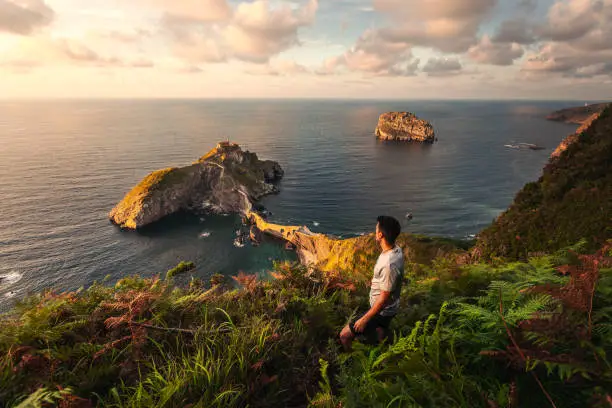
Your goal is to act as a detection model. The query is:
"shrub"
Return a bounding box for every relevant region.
[165,261,196,280]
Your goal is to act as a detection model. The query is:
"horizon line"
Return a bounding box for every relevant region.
[0,96,609,102]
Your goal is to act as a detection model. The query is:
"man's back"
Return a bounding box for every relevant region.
[370,246,404,317]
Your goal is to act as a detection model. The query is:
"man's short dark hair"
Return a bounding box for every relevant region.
[377,216,401,245]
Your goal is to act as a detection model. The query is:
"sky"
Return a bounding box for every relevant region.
[0,0,611,99]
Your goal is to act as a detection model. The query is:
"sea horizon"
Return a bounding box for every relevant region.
[0,97,608,102]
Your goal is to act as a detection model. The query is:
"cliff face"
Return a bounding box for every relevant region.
[546,103,609,125]
[109,142,283,229]
[375,112,435,143]
[551,112,601,159]
[476,106,612,259]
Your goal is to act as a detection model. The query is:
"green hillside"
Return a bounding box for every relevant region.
[477,106,612,260]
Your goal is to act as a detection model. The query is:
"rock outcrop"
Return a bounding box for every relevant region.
[375,112,435,143]
[109,142,283,229]
[546,103,609,125]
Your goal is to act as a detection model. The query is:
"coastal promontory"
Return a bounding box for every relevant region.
[375,112,435,143]
[546,103,609,124]
[109,142,283,229]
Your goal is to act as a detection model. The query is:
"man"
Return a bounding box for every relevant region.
[340,216,404,350]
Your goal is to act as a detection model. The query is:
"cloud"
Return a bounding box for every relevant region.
[151,0,232,23]
[129,58,155,68]
[322,29,418,76]
[224,0,318,63]
[0,0,54,35]
[327,0,496,77]
[422,57,463,76]
[98,29,152,44]
[162,0,318,64]
[537,0,602,42]
[522,0,612,78]
[373,0,497,53]
[492,19,536,44]
[162,16,227,63]
[54,39,154,68]
[374,0,495,19]
[468,36,524,65]
[518,0,537,12]
[523,41,612,77]
[246,60,309,76]
[177,65,204,74]
[0,37,155,70]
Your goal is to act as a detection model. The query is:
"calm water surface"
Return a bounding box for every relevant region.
[0,99,580,308]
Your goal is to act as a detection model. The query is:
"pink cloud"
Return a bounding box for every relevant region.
[0,0,54,35]
[162,0,318,64]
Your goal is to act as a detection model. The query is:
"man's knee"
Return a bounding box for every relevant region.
[340,325,354,342]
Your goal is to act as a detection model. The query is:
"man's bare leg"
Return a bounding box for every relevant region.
[339,324,355,351]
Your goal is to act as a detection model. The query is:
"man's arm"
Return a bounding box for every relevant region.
[353,291,391,332]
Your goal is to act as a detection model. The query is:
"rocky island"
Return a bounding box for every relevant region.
[109,142,283,229]
[375,112,435,143]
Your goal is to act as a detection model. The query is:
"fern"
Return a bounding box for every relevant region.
[14,387,74,408]
[309,359,338,408]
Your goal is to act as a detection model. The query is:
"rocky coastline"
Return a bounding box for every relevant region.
[375,112,435,143]
[109,142,283,229]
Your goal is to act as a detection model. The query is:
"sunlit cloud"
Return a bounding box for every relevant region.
[0,0,610,98]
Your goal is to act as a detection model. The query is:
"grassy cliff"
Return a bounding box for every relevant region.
[477,106,612,260]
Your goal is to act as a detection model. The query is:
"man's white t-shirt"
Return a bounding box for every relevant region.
[369,246,405,317]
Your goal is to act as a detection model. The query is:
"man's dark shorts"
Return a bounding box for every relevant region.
[349,313,394,342]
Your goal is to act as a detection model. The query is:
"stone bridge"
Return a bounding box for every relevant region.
[247,211,337,266]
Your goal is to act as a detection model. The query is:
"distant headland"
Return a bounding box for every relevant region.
[546,103,609,125]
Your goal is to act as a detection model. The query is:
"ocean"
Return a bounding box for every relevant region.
[0,99,580,309]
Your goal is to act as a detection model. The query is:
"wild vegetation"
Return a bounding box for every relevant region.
[1,239,611,407]
[477,106,612,260]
